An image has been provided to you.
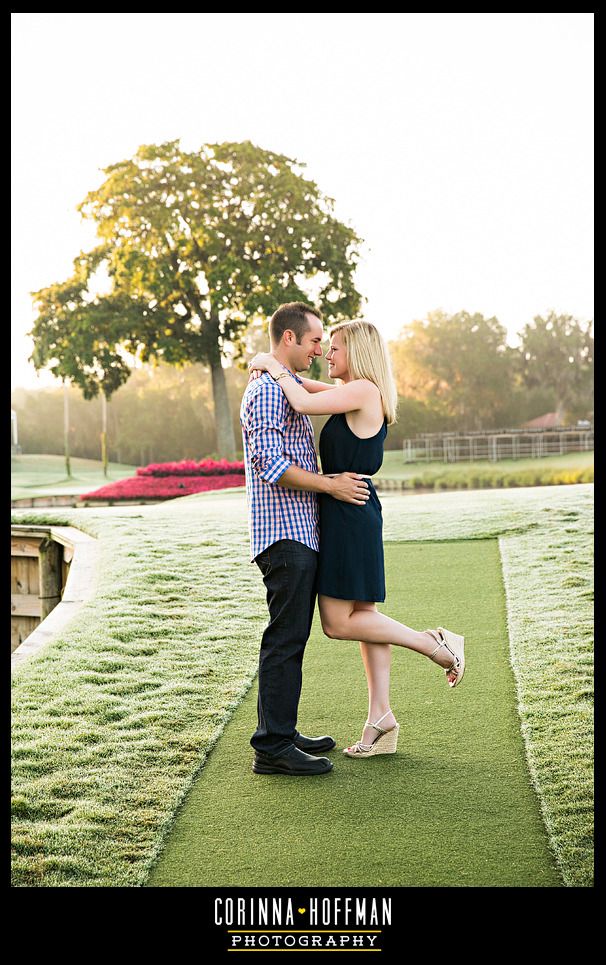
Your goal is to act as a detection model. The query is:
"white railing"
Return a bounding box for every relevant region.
[403,428,594,463]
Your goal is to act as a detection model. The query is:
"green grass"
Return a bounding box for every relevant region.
[147,539,561,887]
[499,524,593,886]
[11,485,593,886]
[376,449,594,481]
[11,453,139,500]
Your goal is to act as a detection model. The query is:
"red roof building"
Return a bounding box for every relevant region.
[521,412,563,429]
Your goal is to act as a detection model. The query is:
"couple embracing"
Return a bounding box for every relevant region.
[240,301,465,777]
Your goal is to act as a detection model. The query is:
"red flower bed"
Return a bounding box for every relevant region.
[80,473,245,501]
[137,458,245,477]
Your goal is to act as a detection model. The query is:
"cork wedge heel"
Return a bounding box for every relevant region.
[343,710,400,758]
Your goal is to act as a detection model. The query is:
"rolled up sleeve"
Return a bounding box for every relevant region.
[245,384,292,483]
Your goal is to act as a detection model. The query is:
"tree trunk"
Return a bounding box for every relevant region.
[101,390,108,477]
[63,379,71,478]
[208,339,237,460]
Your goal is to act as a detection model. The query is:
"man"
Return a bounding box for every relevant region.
[240,302,370,776]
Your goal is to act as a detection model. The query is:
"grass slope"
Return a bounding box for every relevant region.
[11,454,139,500]
[499,521,593,886]
[11,485,593,886]
[147,539,560,887]
[11,496,260,886]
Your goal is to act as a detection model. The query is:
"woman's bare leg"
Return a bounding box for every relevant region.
[319,594,458,686]
[353,603,397,746]
[358,641,397,745]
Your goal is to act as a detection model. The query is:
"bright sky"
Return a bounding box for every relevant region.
[11,12,594,389]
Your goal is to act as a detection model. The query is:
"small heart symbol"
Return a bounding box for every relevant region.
[298,908,306,914]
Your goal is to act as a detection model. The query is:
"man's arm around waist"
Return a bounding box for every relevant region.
[278,466,369,505]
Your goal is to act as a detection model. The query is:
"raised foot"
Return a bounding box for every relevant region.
[426,627,465,688]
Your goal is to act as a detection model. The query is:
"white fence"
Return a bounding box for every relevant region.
[403,427,594,463]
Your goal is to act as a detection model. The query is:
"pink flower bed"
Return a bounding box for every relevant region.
[137,458,245,477]
[80,473,245,502]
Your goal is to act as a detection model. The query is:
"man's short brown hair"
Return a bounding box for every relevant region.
[269,302,323,345]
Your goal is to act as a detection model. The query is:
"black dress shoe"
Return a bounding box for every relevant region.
[293,733,337,754]
[253,744,334,776]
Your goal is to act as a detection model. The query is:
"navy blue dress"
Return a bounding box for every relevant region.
[317,412,387,602]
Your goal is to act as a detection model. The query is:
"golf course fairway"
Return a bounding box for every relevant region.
[147,539,561,887]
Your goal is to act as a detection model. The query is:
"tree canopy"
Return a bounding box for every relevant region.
[519,311,594,421]
[29,248,133,400]
[29,139,364,457]
[390,310,514,430]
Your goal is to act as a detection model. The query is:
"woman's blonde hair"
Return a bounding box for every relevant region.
[329,319,398,425]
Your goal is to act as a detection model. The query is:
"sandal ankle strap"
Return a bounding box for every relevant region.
[367,710,393,734]
[426,630,457,672]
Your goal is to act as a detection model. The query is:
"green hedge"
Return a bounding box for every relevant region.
[404,466,594,491]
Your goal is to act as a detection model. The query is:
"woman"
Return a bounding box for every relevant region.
[249,320,465,758]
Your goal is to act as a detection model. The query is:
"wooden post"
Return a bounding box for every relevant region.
[38,537,62,620]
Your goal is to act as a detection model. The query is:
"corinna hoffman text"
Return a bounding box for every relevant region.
[214,896,392,926]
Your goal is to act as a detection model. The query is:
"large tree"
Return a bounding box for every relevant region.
[518,311,593,421]
[390,310,514,430]
[29,140,363,458]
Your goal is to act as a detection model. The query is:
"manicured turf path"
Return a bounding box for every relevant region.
[147,539,561,887]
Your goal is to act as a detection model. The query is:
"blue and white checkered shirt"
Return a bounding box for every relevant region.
[240,371,320,562]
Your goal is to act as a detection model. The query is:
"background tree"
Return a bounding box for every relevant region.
[29,255,134,476]
[29,140,364,459]
[390,310,514,430]
[13,361,249,466]
[518,311,594,422]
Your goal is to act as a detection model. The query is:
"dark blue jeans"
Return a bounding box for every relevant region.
[252,539,318,756]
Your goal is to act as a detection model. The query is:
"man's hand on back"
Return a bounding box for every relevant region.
[326,473,370,505]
